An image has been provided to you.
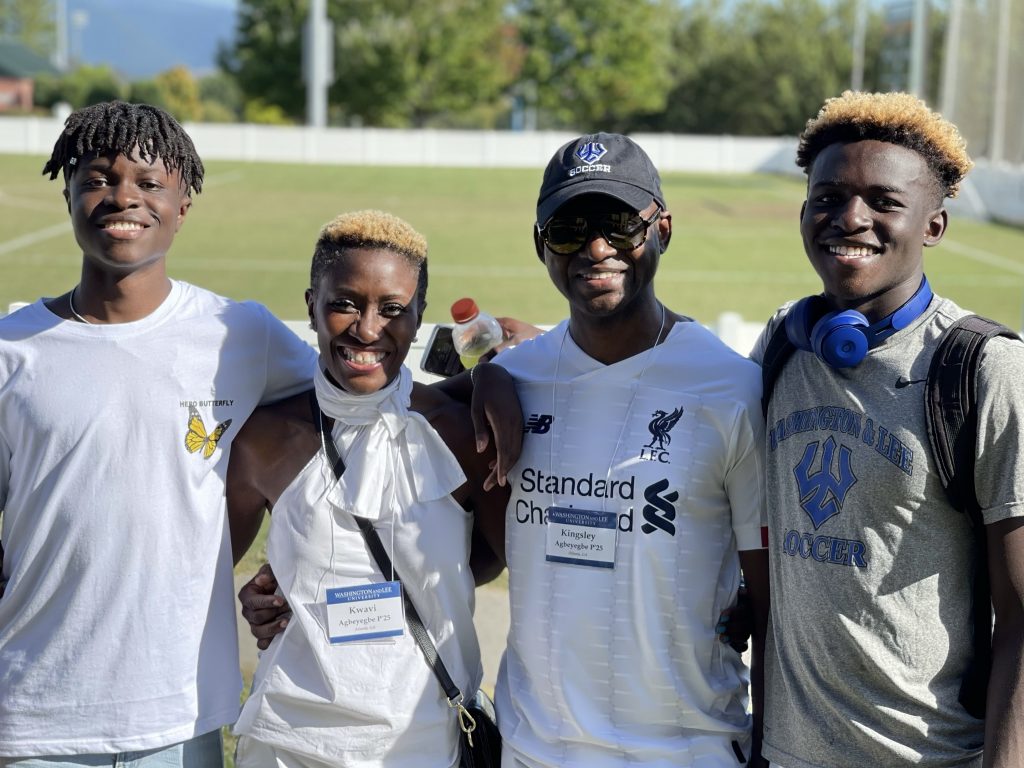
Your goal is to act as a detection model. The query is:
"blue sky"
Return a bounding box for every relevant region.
[66,0,239,78]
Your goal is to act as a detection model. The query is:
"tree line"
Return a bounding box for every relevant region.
[10,0,949,136]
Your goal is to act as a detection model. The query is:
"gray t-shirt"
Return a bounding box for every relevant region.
[752,295,1024,767]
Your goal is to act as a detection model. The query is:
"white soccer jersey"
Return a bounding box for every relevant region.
[493,320,766,768]
[0,281,316,755]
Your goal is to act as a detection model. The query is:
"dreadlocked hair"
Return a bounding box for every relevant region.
[42,101,204,195]
[797,91,972,198]
[311,210,429,308]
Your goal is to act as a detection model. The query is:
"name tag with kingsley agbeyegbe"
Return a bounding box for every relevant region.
[545,506,618,568]
[325,582,405,644]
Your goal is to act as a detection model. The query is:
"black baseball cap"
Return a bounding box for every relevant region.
[536,132,665,224]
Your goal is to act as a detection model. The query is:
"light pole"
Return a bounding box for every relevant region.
[303,0,334,128]
[989,0,1011,162]
[908,0,927,97]
[53,0,68,71]
[70,10,88,66]
[851,0,868,91]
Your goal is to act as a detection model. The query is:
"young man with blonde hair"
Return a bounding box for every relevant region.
[754,91,1024,767]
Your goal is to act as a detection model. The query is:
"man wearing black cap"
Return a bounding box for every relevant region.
[489,133,770,767]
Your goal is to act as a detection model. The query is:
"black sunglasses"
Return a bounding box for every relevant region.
[537,206,662,255]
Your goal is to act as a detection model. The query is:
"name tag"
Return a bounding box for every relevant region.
[545,506,617,568]
[325,581,405,644]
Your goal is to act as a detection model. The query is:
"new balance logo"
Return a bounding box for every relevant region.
[794,436,857,529]
[524,414,553,434]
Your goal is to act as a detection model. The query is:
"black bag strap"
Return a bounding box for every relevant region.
[925,315,1018,516]
[924,314,1019,719]
[761,319,797,419]
[313,396,480,741]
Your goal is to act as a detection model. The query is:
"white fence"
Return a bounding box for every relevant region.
[0,115,801,175]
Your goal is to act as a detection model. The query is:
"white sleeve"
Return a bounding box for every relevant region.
[251,302,317,404]
[748,303,793,365]
[725,396,768,552]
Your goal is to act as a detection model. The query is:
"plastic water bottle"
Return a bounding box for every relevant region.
[450,298,503,369]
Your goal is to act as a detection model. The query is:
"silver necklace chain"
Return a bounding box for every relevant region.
[549,301,668,508]
[68,286,93,324]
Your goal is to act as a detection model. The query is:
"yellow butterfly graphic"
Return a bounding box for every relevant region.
[184,405,233,459]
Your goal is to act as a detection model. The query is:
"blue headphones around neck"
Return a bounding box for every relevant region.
[784,276,933,368]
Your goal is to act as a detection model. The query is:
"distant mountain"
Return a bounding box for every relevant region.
[67,0,237,79]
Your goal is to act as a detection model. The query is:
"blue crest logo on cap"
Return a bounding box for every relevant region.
[575,142,607,165]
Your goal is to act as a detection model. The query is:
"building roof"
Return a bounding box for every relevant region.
[0,38,59,78]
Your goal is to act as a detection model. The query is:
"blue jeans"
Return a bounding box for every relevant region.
[0,730,222,768]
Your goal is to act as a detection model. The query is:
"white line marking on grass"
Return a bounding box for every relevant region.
[172,258,296,272]
[0,221,71,256]
[203,170,245,188]
[0,189,59,212]
[656,270,818,284]
[660,268,1021,287]
[941,239,1024,277]
[169,262,544,276]
[0,172,243,258]
[163,260,1023,289]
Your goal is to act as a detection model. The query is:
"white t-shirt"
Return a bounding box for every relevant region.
[493,320,766,768]
[0,281,316,756]
[234,423,482,768]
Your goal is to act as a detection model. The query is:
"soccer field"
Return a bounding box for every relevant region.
[3,152,1024,331]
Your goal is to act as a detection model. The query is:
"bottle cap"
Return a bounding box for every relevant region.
[451,298,480,324]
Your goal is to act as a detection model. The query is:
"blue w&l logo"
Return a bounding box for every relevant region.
[575,142,607,165]
[794,436,857,529]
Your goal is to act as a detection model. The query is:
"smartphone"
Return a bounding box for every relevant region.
[420,324,466,378]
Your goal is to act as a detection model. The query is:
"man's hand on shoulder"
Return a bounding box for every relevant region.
[469,362,523,489]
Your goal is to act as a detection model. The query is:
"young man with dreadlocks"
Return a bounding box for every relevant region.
[0,102,316,764]
[751,92,1024,767]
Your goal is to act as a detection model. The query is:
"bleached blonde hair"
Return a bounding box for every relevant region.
[797,91,973,198]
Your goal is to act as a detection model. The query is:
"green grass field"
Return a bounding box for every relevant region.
[4,152,1024,330]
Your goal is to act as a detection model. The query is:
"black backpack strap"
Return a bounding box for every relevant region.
[761,319,798,419]
[925,314,1019,718]
[925,315,1017,516]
